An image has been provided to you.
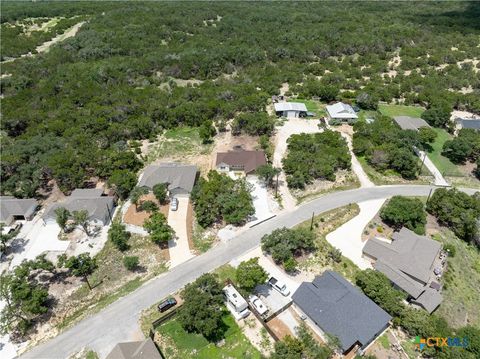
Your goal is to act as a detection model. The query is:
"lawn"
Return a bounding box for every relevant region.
[434,229,480,328]
[378,104,425,118]
[156,314,261,359]
[295,98,326,116]
[426,128,461,176]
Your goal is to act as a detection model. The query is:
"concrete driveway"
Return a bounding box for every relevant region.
[167,197,194,268]
[325,198,385,270]
[246,175,276,226]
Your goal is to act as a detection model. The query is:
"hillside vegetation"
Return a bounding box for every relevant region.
[1,2,480,198]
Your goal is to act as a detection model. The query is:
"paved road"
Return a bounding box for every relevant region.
[20,185,477,359]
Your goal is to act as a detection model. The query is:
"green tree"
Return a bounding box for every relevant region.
[418,127,437,148]
[62,253,97,290]
[177,273,225,341]
[54,207,71,231]
[199,120,216,144]
[108,169,137,200]
[356,92,378,110]
[72,209,90,236]
[457,326,480,357]
[236,257,268,292]
[123,256,139,271]
[108,222,131,251]
[130,186,149,210]
[380,196,426,234]
[143,212,174,244]
[139,200,158,213]
[232,112,275,136]
[152,183,168,204]
[256,164,281,188]
[421,103,451,128]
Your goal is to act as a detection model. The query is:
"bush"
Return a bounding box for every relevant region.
[443,243,456,257]
[139,200,158,213]
[236,258,268,293]
[380,196,426,234]
[261,227,315,266]
[144,212,174,244]
[108,222,131,251]
[283,257,297,273]
[123,256,139,270]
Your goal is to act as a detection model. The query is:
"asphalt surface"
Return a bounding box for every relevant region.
[19,185,477,359]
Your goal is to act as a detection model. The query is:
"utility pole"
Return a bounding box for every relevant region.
[310,212,315,231]
[275,172,279,197]
[426,188,433,204]
[419,151,427,176]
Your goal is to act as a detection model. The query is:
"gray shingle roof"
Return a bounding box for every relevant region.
[457,119,480,130]
[292,271,391,352]
[411,288,443,314]
[274,102,308,112]
[138,163,197,193]
[363,228,441,286]
[43,192,114,225]
[393,116,430,131]
[0,196,38,224]
[106,338,162,359]
[70,188,104,198]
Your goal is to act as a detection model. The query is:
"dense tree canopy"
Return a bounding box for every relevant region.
[380,196,427,234]
[442,129,480,165]
[236,257,268,293]
[143,212,174,244]
[191,171,254,227]
[283,130,351,188]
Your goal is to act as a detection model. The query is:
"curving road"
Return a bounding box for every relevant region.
[19,185,477,359]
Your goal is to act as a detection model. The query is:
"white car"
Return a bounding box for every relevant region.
[170,197,178,211]
[248,295,268,316]
[268,276,290,296]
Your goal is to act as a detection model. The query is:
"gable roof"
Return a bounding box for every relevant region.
[363,228,441,297]
[106,338,161,359]
[274,102,307,112]
[0,196,38,224]
[393,116,430,131]
[138,163,197,192]
[326,102,358,119]
[70,188,104,198]
[43,192,114,224]
[292,271,391,352]
[411,287,443,314]
[216,149,267,173]
[457,119,480,130]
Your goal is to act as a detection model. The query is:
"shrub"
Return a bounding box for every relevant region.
[380,196,426,234]
[123,256,139,270]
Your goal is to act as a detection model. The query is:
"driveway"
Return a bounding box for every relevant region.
[273,118,322,210]
[325,198,386,270]
[415,148,449,187]
[339,132,374,188]
[167,197,194,268]
[246,175,276,226]
[20,185,478,359]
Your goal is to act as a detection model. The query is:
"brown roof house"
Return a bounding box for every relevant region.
[0,196,38,225]
[106,338,162,359]
[216,148,267,176]
[362,228,443,313]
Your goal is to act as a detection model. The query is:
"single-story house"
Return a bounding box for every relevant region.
[362,227,443,313]
[43,188,115,226]
[216,148,267,176]
[292,271,391,355]
[0,196,38,225]
[326,102,358,124]
[138,163,198,197]
[106,338,162,359]
[274,102,308,118]
[455,118,480,131]
[393,116,430,131]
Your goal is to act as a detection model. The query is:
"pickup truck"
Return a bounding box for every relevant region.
[268,276,290,296]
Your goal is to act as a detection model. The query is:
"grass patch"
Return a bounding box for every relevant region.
[192,223,216,253]
[295,204,361,281]
[147,126,213,162]
[85,350,99,359]
[435,229,480,328]
[426,128,461,176]
[378,104,425,118]
[295,98,326,116]
[378,333,390,349]
[214,264,238,286]
[57,233,168,330]
[156,314,261,359]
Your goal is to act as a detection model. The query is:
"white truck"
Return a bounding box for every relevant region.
[268,276,290,296]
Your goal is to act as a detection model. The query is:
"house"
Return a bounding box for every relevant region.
[274,102,308,118]
[455,118,480,131]
[393,116,430,131]
[292,271,391,355]
[362,228,443,313]
[138,163,197,197]
[326,102,358,124]
[0,196,38,225]
[43,188,115,226]
[106,338,162,359]
[216,148,267,176]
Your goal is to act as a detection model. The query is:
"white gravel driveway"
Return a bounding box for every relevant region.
[246,175,276,226]
[167,197,194,267]
[325,198,385,269]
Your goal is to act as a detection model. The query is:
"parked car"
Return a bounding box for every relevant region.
[158,297,177,312]
[248,295,268,316]
[170,197,178,211]
[268,276,290,296]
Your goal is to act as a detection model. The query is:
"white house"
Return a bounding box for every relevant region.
[326,102,358,124]
[274,102,308,118]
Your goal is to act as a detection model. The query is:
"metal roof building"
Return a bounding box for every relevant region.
[292,271,391,353]
[393,116,430,131]
[274,102,308,118]
[326,102,358,120]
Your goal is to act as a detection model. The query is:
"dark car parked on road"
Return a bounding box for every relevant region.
[158,297,177,312]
